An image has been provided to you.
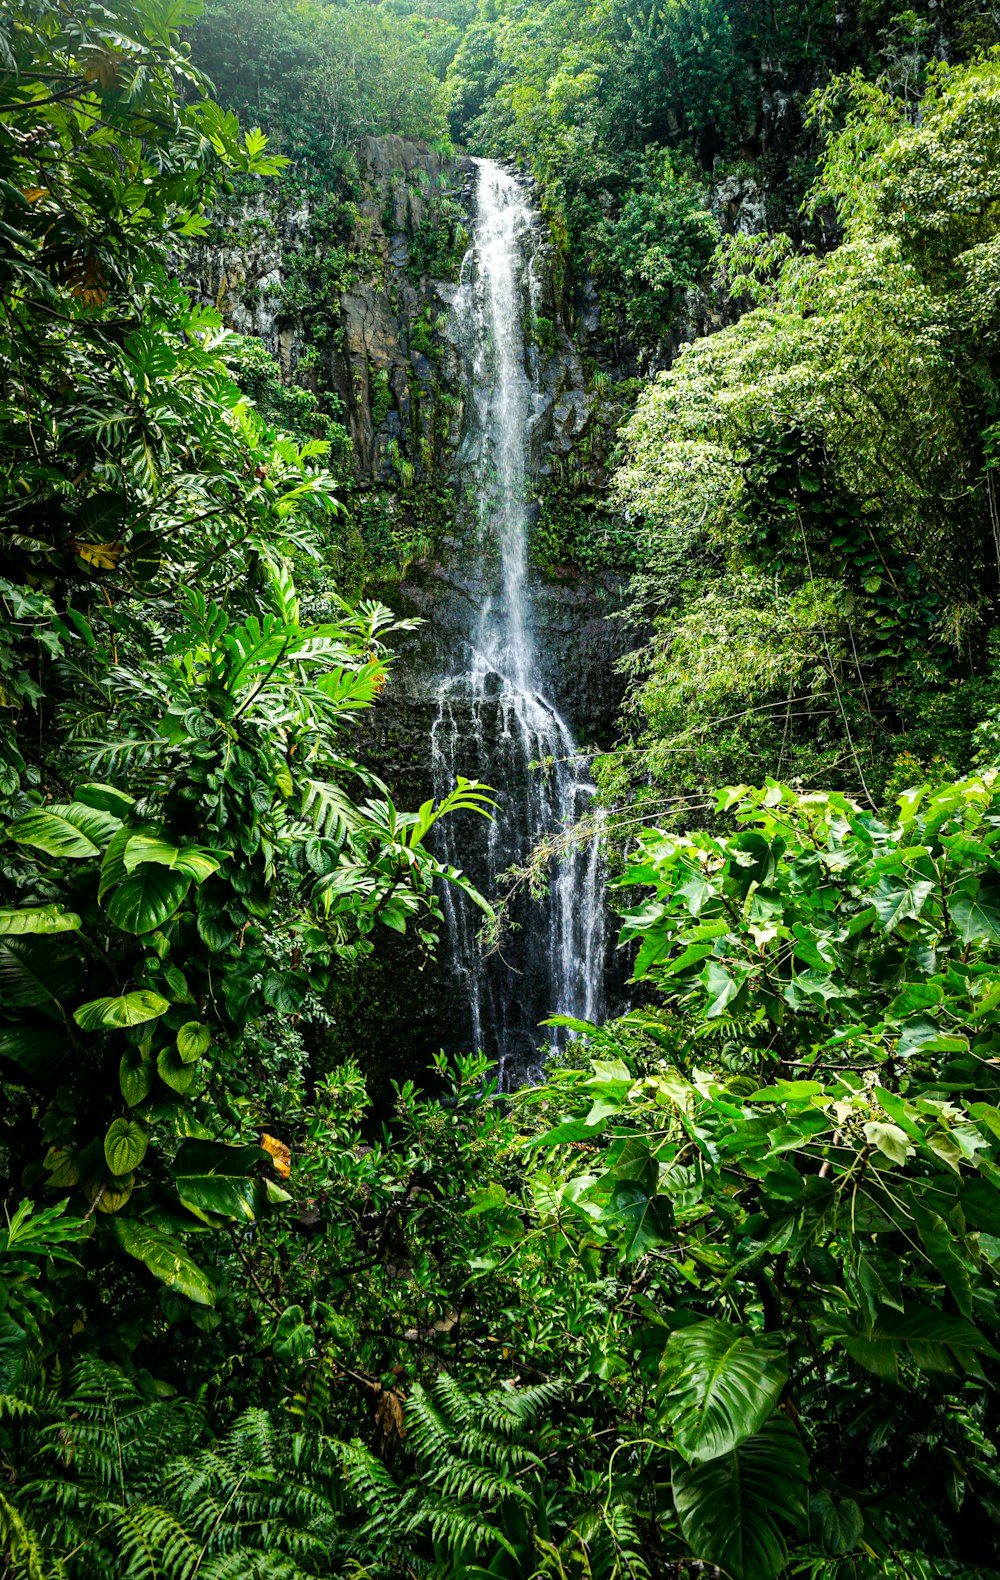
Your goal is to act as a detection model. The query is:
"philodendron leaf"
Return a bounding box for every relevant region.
[672,1417,809,1580]
[0,905,81,935]
[113,1221,214,1305]
[104,1118,148,1174]
[811,1490,864,1556]
[660,1319,787,1463]
[0,937,85,1009]
[177,1021,211,1063]
[105,866,191,934]
[75,991,169,1030]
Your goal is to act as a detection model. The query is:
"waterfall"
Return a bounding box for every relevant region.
[430,158,606,1087]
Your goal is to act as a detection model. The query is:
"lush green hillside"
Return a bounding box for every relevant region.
[3,2,1000,1577]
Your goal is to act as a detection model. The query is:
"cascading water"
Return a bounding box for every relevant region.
[430,158,605,1087]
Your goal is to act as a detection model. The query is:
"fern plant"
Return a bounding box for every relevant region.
[335,1374,647,1580]
[5,1362,344,1580]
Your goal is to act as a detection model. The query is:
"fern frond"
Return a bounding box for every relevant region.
[0,1486,52,1580]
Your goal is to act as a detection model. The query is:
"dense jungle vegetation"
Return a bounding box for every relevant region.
[4,0,1000,1577]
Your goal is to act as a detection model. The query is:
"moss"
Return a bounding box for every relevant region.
[332,478,458,597]
[370,365,395,430]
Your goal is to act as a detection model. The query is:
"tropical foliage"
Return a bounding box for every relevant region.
[6,0,1000,1578]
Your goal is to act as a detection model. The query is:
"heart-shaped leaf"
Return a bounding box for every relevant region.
[104,1118,148,1174]
[119,1051,153,1106]
[157,1045,199,1094]
[177,1021,211,1063]
[105,867,191,933]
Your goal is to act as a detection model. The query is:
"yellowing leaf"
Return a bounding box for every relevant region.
[72,539,123,570]
[261,1133,291,1178]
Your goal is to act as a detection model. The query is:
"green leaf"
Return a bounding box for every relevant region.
[8,803,120,858]
[157,1045,199,1094]
[122,835,225,882]
[105,867,192,933]
[74,783,136,818]
[660,1320,787,1464]
[672,1417,809,1580]
[177,1022,212,1063]
[272,1304,313,1362]
[172,1139,266,1223]
[104,1118,148,1174]
[602,1182,674,1260]
[702,960,744,1018]
[863,1120,912,1166]
[113,1221,214,1305]
[0,1315,29,1392]
[833,1305,996,1379]
[911,1199,973,1317]
[872,876,933,932]
[119,1050,153,1106]
[811,1490,864,1556]
[0,905,81,935]
[75,991,169,1030]
[951,890,1000,943]
[0,1026,70,1081]
[0,936,85,1008]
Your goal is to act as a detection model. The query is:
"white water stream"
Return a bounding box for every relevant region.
[430,159,605,1086]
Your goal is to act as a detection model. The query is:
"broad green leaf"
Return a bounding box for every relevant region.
[113,1221,214,1305]
[872,876,933,931]
[73,783,136,818]
[8,803,120,858]
[104,1118,148,1174]
[157,1045,199,1094]
[9,808,99,859]
[0,1026,70,1080]
[123,835,225,882]
[911,1199,973,1316]
[702,960,743,1018]
[272,1304,313,1362]
[172,1139,266,1224]
[602,1182,673,1260]
[660,1320,787,1463]
[0,937,84,1009]
[961,1176,1000,1236]
[75,991,169,1030]
[177,1021,211,1063]
[0,905,81,935]
[811,1490,864,1556]
[832,1305,996,1380]
[0,1315,29,1392]
[863,1120,912,1166]
[951,890,1000,943]
[105,867,192,933]
[672,1417,809,1580]
[120,1050,153,1106]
